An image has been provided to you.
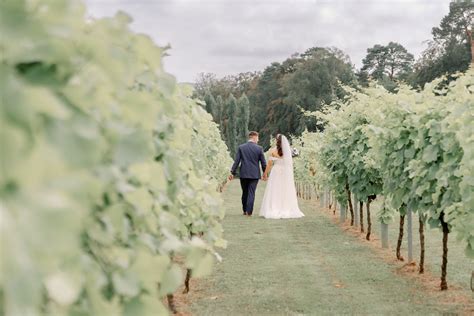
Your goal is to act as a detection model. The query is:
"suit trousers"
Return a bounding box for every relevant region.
[240,178,259,215]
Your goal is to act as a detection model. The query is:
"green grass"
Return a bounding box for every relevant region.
[190,181,473,315]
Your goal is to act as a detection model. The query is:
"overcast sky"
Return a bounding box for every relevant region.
[85,0,450,83]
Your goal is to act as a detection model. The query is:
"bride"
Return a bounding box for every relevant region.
[259,134,305,219]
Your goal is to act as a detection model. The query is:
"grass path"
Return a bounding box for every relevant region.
[189,181,472,315]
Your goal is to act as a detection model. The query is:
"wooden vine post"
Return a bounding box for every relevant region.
[340,202,346,223]
[467,29,474,64]
[380,198,389,249]
[319,190,325,209]
[406,209,413,263]
[381,222,389,248]
[353,195,360,227]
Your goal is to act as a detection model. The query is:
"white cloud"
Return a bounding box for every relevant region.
[85,0,451,82]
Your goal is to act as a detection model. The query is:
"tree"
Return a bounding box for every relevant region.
[203,92,216,116]
[193,72,218,99]
[225,94,238,157]
[360,42,414,90]
[356,69,370,87]
[223,71,261,98]
[282,47,356,132]
[193,71,260,101]
[248,61,292,148]
[433,1,473,56]
[237,94,250,144]
[214,95,224,130]
[413,1,474,88]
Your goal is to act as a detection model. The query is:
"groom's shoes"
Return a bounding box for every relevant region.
[243,211,247,216]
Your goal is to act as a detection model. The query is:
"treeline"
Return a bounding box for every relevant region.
[194,47,356,149]
[194,1,473,151]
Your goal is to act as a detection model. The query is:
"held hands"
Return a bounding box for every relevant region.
[228,174,234,181]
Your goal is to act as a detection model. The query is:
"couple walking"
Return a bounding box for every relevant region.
[229,131,304,219]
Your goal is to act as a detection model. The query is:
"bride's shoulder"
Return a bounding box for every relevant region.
[270,148,280,158]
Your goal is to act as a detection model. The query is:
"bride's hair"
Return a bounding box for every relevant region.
[276,134,283,157]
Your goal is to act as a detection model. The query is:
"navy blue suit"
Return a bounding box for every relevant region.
[231,141,267,215]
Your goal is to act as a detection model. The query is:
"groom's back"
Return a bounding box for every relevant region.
[237,142,265,179]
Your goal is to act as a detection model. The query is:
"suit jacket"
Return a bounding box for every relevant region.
[231,141,267,179]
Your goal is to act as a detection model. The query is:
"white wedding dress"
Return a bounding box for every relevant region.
[259,135,305,219]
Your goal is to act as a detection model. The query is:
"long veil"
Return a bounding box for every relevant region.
[281,135,295,184]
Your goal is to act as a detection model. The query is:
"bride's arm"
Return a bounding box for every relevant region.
[263,149,276,179]
[263,160,273,179]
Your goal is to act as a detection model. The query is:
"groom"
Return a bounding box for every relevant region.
[229,131,267,216]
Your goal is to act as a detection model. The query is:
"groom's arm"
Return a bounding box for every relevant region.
[230,147,242,176]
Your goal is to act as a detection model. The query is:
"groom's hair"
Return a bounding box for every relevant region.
[248,131,259,138]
